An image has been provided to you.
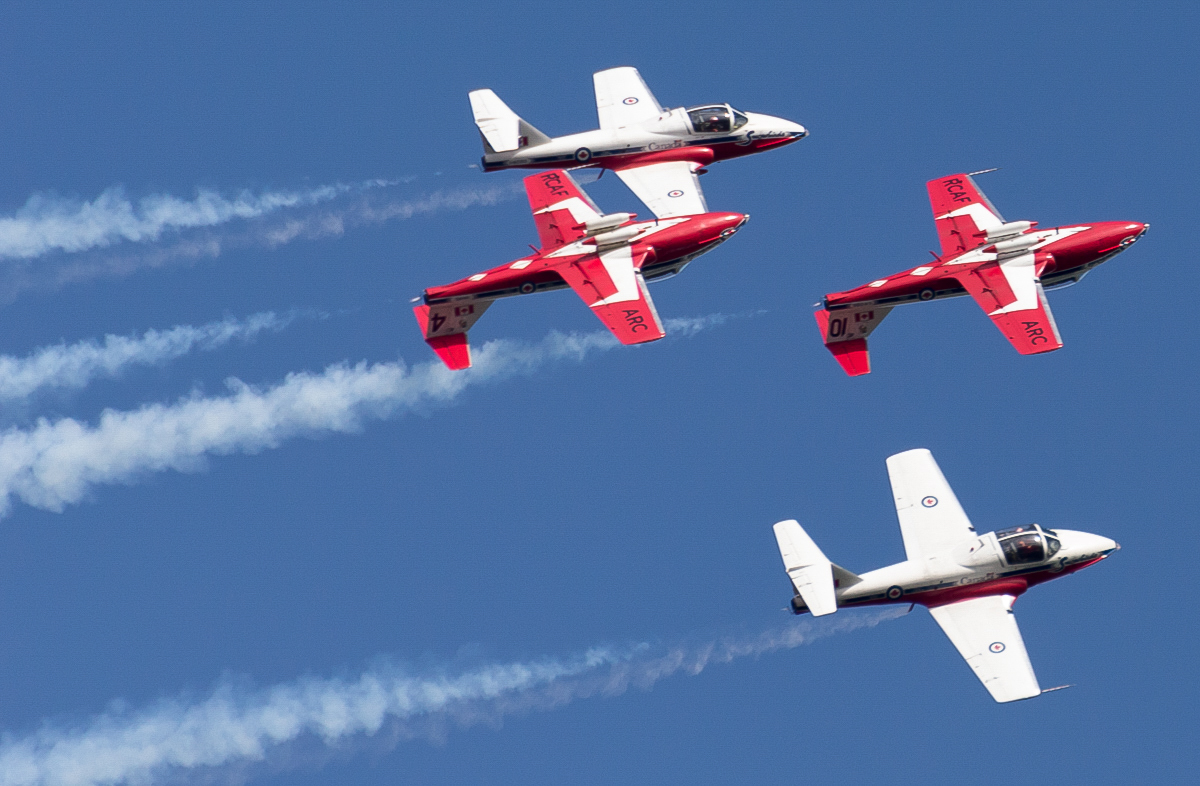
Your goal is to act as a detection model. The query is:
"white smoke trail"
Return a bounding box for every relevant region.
[0,182,524,303]
[0,317,721,517]
[0,610,905,786]
[258,181,523,248]
[0,181,392,260]
[0,311,306,401]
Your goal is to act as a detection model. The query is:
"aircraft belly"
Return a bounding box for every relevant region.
[485,133,756,170]
[835,561,1058,608]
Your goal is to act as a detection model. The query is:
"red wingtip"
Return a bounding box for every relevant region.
[413,305,472,370]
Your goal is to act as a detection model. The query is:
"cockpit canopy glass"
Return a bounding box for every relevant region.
[1000,533,1045,565]
[996,524,1059,565]
[688,104,742,134]
[996,525,1037,539]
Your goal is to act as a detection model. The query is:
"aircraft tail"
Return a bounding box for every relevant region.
[814,305,893,376]
[468,89,551,155]
[413,300,493,371]
[773,520,861,617]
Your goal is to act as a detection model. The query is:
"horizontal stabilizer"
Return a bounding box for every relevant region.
[773,520,838,616]
[815,306,892,377]
[414,300,493,371]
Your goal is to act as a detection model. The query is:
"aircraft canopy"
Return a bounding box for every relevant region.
[995,525,1062,566]
[686,105,749,134]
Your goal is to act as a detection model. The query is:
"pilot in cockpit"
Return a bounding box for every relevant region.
[688,105,731,133]
[996,524,1062,565]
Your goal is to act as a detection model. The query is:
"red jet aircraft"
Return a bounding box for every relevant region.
[414,169,748,370]
[815,171,1148,375]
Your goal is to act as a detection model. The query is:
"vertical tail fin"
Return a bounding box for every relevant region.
[815,305,892,377]
[468,89,551,154]
[413,300,493,371]
[773,520,840,616]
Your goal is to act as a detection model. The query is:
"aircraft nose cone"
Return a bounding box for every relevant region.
[716,213,749,238]
[1115,222,1149,249]
[1079,533,1120,557]
[769,118,807,139]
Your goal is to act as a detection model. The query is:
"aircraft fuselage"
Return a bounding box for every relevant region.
[790,526,1118,615]
[825,221,1148,311]
[424,212,748,305]
[480,108,806,173]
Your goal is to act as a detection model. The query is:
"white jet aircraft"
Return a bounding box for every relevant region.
[469,67,806,218]
[773,448,1119,703]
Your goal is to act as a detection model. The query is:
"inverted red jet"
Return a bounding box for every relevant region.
[414,169,748,370]
[815,172,1148,375]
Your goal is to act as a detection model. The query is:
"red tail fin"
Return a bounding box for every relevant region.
[414,303,489,371]
[815,307,891,377]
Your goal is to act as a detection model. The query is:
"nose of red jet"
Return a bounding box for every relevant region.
[1114,221,1149,250]
[714,212,750,237]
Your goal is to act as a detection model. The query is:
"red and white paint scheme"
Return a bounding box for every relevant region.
[773,449,1118,703]
[414,169,748,370]
[815,171,1149,375]
[469,67,805,219]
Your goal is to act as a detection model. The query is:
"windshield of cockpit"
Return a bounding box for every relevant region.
[687,105,749,134]
[996,525,1061,565]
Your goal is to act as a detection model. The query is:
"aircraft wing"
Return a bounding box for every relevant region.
[594,67,664,129]
[525,170,603,251]
[928,595,1042,703]
[556,246,665,344]
[928,173,1005,257]
[616,162,708,219]
[952,256,1063,355]
[885,449,975,563]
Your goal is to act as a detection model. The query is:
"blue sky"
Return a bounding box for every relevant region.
[0,1,1194,783]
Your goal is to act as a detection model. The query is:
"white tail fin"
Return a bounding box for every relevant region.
[468,89,551,154]
[773,520,859,617]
